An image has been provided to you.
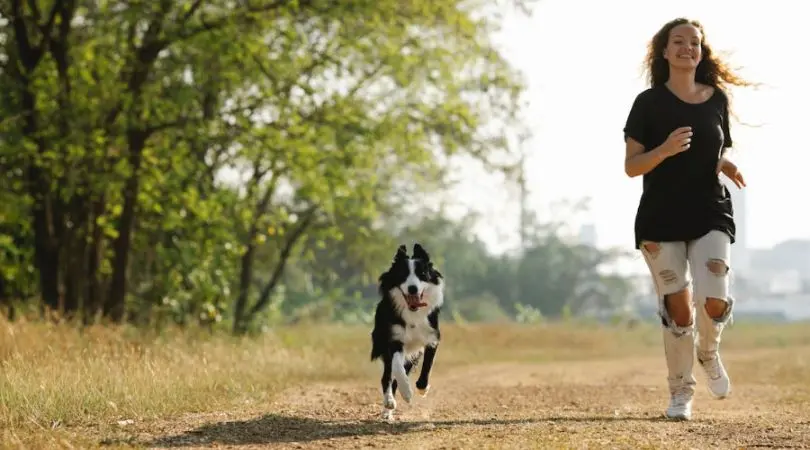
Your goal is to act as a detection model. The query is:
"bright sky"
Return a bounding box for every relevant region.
[457,0,810,258]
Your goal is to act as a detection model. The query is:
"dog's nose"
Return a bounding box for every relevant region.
[407,285,418,295]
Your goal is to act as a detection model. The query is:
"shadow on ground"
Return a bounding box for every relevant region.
[141,413,667,447]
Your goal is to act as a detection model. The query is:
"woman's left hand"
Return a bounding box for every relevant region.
[716,157,746,189]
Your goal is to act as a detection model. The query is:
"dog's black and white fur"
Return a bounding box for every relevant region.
[370,243,444,420]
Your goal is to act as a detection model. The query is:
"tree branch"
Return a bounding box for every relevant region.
[141,97,265,135]
[167,0,308,46]
[26,0,41,20]
[249,205,318,317]
[180,0,206,23]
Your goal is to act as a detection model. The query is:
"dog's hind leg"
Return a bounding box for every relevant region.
[380,352,396,419]
[416,344,437,397]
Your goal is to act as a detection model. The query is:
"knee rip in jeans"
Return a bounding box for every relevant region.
[659,290,693,337]
[703,258,733,323]
[703,296,735,326]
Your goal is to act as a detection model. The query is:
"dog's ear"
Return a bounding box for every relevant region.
[428,262,443,280]
[380,245,408,285]
[412,242,430,261]
[393,244,408,262]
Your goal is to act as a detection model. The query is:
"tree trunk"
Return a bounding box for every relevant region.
[104,131,146,322]
[82,193,106,325]
[10,0,67,317]
[61,231,83,317]
[232,243,256,335]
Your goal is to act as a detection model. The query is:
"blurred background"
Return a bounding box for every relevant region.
[1,0,807,335]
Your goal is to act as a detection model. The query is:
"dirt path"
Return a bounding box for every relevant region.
[137,348,810,449]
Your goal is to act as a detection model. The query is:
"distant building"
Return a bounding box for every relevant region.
[751,240,810,274]
[578,224,597,248]
[724,180,751,274]
[746,239,810,296]
[733,293,810,322]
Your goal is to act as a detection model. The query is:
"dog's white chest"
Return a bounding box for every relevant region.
[392,320,437,355]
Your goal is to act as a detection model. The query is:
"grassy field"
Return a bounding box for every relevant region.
[1,317,809,449]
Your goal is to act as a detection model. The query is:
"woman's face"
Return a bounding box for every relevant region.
[663,24,702,70]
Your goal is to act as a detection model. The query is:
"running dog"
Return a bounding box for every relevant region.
[370,243,445,419]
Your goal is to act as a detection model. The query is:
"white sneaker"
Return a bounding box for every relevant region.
[665,389,693,420]
[700,355,731,399]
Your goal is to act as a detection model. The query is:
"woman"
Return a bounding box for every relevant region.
[622,18,752,421]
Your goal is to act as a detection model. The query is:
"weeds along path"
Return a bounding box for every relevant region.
[146,346,810,449]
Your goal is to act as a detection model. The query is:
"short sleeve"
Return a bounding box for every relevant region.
[721,94,733,148]
[623,91,649,148]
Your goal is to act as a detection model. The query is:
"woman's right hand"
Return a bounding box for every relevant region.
[658,126,693,158]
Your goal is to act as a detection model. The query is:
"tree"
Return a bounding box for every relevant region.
[0,0,537,333]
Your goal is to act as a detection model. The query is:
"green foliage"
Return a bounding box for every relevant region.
[514,303,545,324]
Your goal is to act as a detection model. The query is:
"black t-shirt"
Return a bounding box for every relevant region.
[623,84,736,250]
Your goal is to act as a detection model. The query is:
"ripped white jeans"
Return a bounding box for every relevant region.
[640,229,736,396]
[640,229,735,341]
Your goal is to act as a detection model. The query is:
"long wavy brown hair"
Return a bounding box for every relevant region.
[643,18,756,117]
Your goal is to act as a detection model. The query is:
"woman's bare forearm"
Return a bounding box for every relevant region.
[625,146,667,178]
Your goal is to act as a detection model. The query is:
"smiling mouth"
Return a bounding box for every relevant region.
[404,293,427,311]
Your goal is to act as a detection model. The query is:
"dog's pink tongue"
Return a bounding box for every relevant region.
[407,295,427,308]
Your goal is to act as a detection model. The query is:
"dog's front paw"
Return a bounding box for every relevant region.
[416,385,430,397]
[399,382,413,403]
[382,408,395,421]
[383,393,396,410]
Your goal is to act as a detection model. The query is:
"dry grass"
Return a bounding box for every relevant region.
[1,317,809,449]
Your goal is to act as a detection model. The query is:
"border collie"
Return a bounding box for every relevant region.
[370,243,445,420]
